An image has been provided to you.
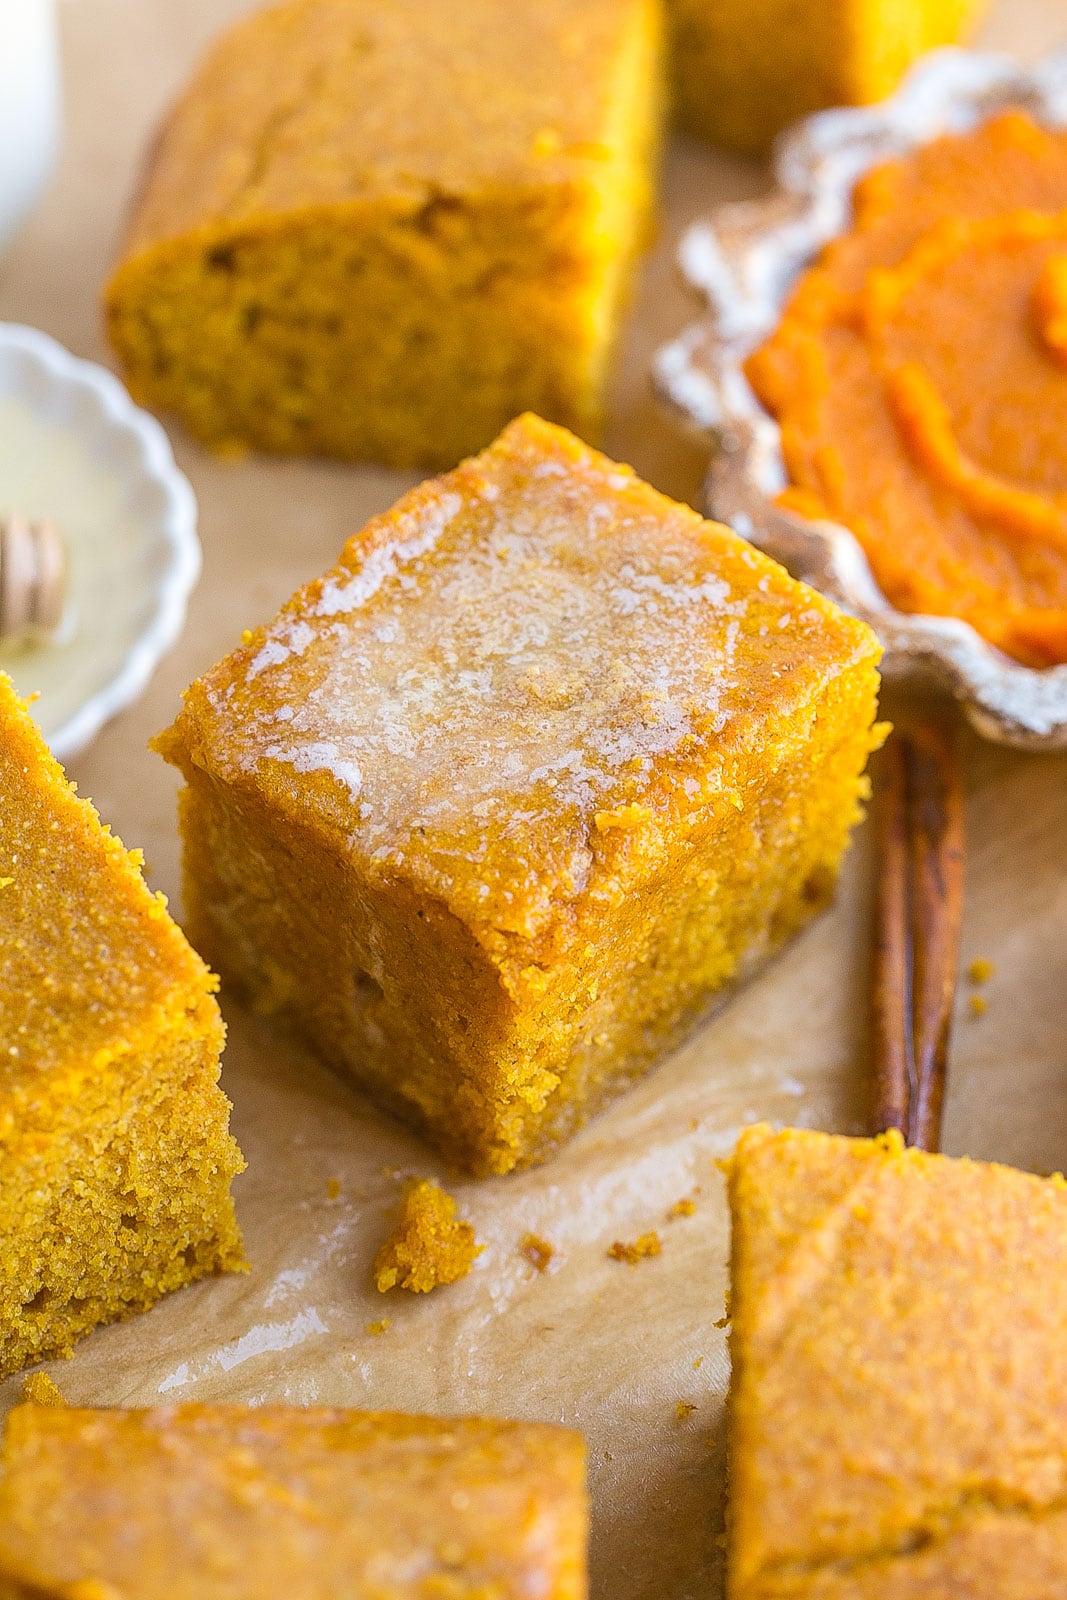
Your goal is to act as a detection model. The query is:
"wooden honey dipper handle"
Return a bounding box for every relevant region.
[0,513,66,645]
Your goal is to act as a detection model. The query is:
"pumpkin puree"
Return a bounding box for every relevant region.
[747,111,1067,668]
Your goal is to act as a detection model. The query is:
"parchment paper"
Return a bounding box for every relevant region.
[2,5,1067,1597]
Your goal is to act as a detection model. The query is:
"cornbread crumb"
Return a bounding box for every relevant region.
[326,1177,341,1200]
[969,957,995,984]
[675,1400,697,1422]
[969,993,988,1019]
[668,1196,696,1218]
[20,1373,65,1407]
[693,1356,703,1369]
[373,1180,482,1294]
[521,1234,555,1273]
[608,1231,661,1265]
[594,803,654,832]
[365,1319,390,1336]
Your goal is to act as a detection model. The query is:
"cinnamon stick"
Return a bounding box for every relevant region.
[871,719,965,1152]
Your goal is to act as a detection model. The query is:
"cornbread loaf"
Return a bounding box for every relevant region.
[726,1124,1067,1597]
[106,0,663,469]
[0,673,244,1379]
[0,1403,588,1598]
[669,0,986,154]
[154,414,883,1177]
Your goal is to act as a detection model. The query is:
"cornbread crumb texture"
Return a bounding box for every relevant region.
[19,1373,65,1408]
[0,1404,588,1599]
[668,0,986,153]
[521,1233,555,1273]
[0,673,245,1380]
[607,1231,661,1264]
[106,0,663,469]
[156,414,882,1176]
[727,1124,1067,1598]
[373,1179,482,1293]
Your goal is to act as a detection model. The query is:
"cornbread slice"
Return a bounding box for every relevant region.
[154,414,882,1177]
[0,675,244,1379]
[726,1125,1067,1598]
[105,0,663,470]
[0,1404,588,1599]
[669,0,986,154]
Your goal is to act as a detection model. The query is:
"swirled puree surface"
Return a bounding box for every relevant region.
[747,112,1067,668]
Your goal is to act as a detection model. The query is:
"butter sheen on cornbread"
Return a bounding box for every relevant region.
[0,675,244,1379]
[105,0,662,469]
[727,1125,1067,1598]
[0,1403,588,1598]
[156,415,882,1177]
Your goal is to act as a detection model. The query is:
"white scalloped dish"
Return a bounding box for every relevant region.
[0,323,199,758]
[656,48,1067,749]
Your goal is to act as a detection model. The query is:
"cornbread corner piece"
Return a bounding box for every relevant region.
[0,674,244,1381]
[726,1125,1067,1599]
[104,0,663,471]
[154,414,882,1177]
[374,1179,482,1294]
[0,1404,588,1599]
[668,0,986,154]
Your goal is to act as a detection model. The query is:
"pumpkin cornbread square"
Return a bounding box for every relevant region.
[0,1404,588,1599]
[726,1125,1067,1599]
[668,0,985,154]
[155,414,882,1177]
[105,0,663,470]
[0,675,244,1380]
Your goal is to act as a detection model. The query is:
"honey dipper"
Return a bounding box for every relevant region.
[0,512,66,646]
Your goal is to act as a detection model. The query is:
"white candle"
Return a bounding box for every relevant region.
[0,0,60,252]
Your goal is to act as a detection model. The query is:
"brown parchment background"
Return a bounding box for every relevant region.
[3,4,1067,1596]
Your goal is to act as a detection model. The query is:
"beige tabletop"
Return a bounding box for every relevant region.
[2,3,1067,1597]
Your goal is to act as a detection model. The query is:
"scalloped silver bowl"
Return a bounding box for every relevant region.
[655,47,1067,750]
[0,323,199,758]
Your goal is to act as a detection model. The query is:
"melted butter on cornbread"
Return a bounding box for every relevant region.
[196,416,845,943]
[157,415,881,1173]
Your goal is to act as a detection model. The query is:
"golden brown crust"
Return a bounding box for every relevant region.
[0,1404,588,1599]
[727,1124,1067,1597]
[114,0,658,257]
[0,672,213,1080]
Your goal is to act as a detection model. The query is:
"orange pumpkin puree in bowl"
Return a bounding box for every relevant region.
[746,111,1067,669]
